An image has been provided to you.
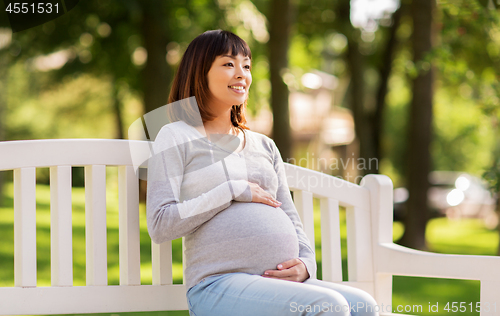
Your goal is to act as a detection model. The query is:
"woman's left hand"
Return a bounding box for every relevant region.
[262,258,309,282]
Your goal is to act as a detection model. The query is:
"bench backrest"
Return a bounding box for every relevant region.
[0,139,391,315]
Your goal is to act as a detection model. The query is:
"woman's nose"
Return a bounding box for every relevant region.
[235,66,246,79]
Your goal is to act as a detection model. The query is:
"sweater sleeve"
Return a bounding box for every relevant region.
[146,125,252,244]
[270,140,317,280]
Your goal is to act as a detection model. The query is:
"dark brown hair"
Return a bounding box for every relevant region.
[167,30,251,131]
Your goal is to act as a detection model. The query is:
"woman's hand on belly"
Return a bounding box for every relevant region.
[261,258,310,282]
[248,182,282,208]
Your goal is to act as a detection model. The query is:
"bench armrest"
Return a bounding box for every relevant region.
[377,242,500,281]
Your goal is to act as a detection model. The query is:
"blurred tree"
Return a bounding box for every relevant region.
[139,0,171,115]
[3,1,144,139]
[384,0,500,183]
[2,0,230,139]
[433,0,500,147]
[267,0,294,160]
[337,0,371,174]
[372,4,404,171]
[431,0,500,251]
[335,0,404,176]
[399,0,436,250]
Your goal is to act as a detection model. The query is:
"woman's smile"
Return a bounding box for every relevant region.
[228,84,246,94]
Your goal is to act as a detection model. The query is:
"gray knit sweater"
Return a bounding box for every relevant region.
[146,120,317,291]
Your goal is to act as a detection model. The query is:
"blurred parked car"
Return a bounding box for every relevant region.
[393,171,498,229]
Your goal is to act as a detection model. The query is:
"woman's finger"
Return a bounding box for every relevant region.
[269,199,281,207]
[263,267,301,282]
[263,192,281,206]
[265,265,297,278]
[249,182,282,207]
[258,192,279,206]
[277,258,301,270]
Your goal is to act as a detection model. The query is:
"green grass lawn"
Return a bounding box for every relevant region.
[0,179,498,316]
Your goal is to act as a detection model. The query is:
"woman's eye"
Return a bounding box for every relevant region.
[223,62,250,70]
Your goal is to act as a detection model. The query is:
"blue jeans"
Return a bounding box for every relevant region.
[186,273,379,316]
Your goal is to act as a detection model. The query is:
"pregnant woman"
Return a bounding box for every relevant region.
[147,30,378,316]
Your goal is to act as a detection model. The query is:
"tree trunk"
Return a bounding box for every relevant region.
[373,6,403,167]
[338,2,402,179]
[399,0,435,250]
[268,0,293,160]
[139,1,171,204]
[140,1,171,115]
[337,0,376,177]
[346,40,375,177]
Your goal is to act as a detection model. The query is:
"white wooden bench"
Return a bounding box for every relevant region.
[0,139,498,315]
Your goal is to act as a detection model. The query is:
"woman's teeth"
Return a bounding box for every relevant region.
[229,86,245,90]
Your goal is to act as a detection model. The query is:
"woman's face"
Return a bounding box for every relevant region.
[206,53,252,112]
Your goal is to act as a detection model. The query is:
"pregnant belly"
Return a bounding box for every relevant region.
[185,201,300,274]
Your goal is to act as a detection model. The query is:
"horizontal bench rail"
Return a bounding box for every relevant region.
[285,163,370,209]
[0,139,149,171]
[0,285,189,315]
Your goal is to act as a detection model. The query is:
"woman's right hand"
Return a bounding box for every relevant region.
[248,182,282,207]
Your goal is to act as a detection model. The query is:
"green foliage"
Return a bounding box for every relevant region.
[382,56,411,187]
[289,34,323,71]
[483,148,500,194]
[380,0,500,186]
[6,69,117,140]
[393,276,480,316]
[432,88,495,175]
[427,217,499,255]
[434,0,500,114]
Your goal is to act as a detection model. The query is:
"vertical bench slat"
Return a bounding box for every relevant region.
[50,166,73,287]
[293,190,315,250]
[360,175,394,305]
[14,168,37,287]
[480,280,497,314]
[320,198,342,282]
[118,166,141,286]
[346,206,374,282]
[152,242,173,285]
[85,165,108,286]
[182,237,186,284]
